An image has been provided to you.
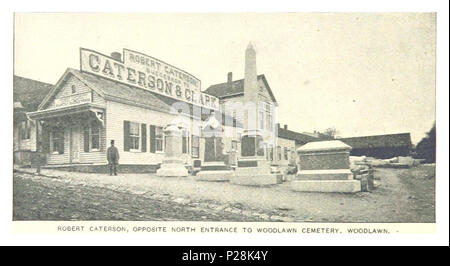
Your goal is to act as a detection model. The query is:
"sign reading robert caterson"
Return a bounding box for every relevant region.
[80,48,219,109]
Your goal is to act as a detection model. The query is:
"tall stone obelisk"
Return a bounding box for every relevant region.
[243,42,258,131]
[231,42,282,186]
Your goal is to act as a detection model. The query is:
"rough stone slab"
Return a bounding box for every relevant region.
[156,164,188,177]
[230,174,282,186]
[194,170,233,181]
[291,180,361,193]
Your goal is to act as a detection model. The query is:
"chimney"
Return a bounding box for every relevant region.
[111,52,122,62]
[227,72,233,85]
[284,124,288,130]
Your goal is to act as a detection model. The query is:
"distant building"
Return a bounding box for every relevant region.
[277,124,320,150]
[13,76,53,166]
[339,133,412,159]
[301,131,321,138]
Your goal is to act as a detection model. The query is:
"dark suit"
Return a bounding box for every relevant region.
[107,146,120,175]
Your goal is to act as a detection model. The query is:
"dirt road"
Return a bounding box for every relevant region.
[13,164,435,222]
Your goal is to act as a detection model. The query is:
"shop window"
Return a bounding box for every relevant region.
[262,102,272,131]
[284,147,289,160]
[259,110,265,130]
[155,126,164,152]
[84,121,105,152]
[182,129,189,154]
[20,120,31,140]
[129,122,140,151]
[192,135,199,158]
[266,111,272,131]
[91,121,100,151]
[52,130,64,154]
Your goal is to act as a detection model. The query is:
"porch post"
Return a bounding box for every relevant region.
[35,119,41,174]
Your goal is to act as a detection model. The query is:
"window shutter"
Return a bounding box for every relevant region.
[59,131,65,154]
[150,125,156,153]
[141,123,147,152]
[123,120,130,151]
[83,125,89,152]
[182,134,187,154]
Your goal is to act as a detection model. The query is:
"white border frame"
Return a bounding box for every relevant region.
[2,0,448,246]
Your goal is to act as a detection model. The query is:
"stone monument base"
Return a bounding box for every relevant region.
[230,174,283,186]
[194,162,233,181]
[156,162,188,177]
[230,158,283,186]
[296,169,353,180]
[293,140,360,193]
[291,179,360,193]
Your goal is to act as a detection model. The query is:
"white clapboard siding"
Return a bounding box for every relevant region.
[46,74,105,109]
[106,100,178,165]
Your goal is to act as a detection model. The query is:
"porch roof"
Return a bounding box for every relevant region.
[28,102,105,121]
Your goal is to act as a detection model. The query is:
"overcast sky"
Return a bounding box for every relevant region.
[14,13,436,143]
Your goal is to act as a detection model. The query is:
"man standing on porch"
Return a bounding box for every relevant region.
[107,140,120,176]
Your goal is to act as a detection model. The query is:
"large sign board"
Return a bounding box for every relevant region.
[80,48,219,109]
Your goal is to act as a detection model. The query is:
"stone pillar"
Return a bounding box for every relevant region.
[156,123,188,177]
[291,140,360,193]
[243,42,259,130]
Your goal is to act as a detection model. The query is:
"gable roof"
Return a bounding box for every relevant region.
[204,74,277,104]
[38,68,176,112]
[277,127,320,144]
[37,68,240,125]
[75,69,173,112]
[14,75,53,112]
[339,133,412,149]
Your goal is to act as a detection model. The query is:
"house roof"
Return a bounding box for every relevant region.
[14,75,53,112]
[73,69,173,112]
[277,127,320,144]
[204,74,277,104]
[39,68,241,126]
[339,133,412,149]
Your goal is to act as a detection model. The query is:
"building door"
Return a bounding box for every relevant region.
[70,125,80,163]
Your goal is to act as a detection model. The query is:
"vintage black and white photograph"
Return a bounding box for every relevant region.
[12,12,437,224]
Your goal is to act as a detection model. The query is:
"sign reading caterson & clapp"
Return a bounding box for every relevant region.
[80,48,219,109]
